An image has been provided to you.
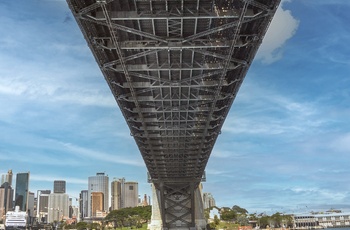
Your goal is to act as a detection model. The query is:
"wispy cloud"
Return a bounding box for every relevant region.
[61,142,144,167]
[30,174,87,185]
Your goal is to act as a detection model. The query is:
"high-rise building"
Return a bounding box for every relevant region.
[80,190,88,220]
[110,178,139,210]
[47,193,69,223]
[1,169,13,187]
[36,190,51,222]
[88,173,109,217]
[54,180,66,194]
[28,192,35,224]
[15,172,30,212]
[111,179,122,210]
[0,182,14,222]
[91,192,104,217]
[202,192,216,209]
[124,182,138,208]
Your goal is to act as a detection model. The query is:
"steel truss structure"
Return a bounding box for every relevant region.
[67,0,280,228]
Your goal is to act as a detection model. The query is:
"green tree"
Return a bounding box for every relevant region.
[232,205,248,215]
[237,215,249,226]
[214,215,220,226]
[259,216,270,228]
[220,208,236,221]
[76,221,87,230]
[105,206,152,228]
[204,208,210,220]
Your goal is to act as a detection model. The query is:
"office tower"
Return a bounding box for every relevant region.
[111,179,122,210]
[91,192,104,217]
[1,169,13,187]
[28,192,35,224]
[111,178,139,210]
[0,182,14,221]
[70,206,79,222]
[80,190,88,220]
[202,192,216,209]
[124,182,138,208]
[88,173,109,217]
[47,193,69,223]
[54,180,66,194]
[37,190,51,222]
[15,172,30,212]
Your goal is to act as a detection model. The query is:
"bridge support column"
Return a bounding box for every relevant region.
[149,183,206,230]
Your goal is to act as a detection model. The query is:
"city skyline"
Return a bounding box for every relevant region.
[1,0,350,215]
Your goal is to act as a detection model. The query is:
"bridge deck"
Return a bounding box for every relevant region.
[67,0,280,228]
[67,0,279,185]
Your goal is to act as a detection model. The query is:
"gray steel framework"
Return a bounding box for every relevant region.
[67,0,280,228]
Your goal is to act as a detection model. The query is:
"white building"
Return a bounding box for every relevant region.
[294,212,350,228]
[47,193,69,223]
[124,182,138,208]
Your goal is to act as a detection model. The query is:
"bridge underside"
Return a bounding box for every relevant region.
[67,0,280,228]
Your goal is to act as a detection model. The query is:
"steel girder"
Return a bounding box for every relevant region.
[67,0,280,228]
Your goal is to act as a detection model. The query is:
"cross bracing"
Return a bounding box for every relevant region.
[67,0,280,228]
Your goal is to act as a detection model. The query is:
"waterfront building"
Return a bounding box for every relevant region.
[294,212,350,228]
[47,193,69,223]
[88,173,109,217]
[54,180,66,194]
[79,190,88,220]
[124,181,138,208]
[15,172,30,212]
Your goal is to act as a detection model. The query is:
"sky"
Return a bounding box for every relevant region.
[1,0,350,214]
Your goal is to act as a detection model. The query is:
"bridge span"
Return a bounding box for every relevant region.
[66,0,280,229]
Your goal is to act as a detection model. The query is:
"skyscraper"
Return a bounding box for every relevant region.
[37,190,51,222]
[28,192,35,223]
[0,182,14,221]
[1,169,13,187]
[110,178,139,210]
[202,192,216,209]
[88,173,109,217]
[91,192,104,217]
[80,190,88,220]
[111,179,122,210]
[47,193,69,223]
[54,180,66,194]
[15,172,30,212]
[124,181,138,208]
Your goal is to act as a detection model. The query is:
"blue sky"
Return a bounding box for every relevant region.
[1,0,350,214]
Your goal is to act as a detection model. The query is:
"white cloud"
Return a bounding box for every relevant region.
[290,187,348,201]
[30,174,87,185]
[211,150,246,159]
[61,142,145,167]
[256,0,299,63]
[223,89,322,136]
